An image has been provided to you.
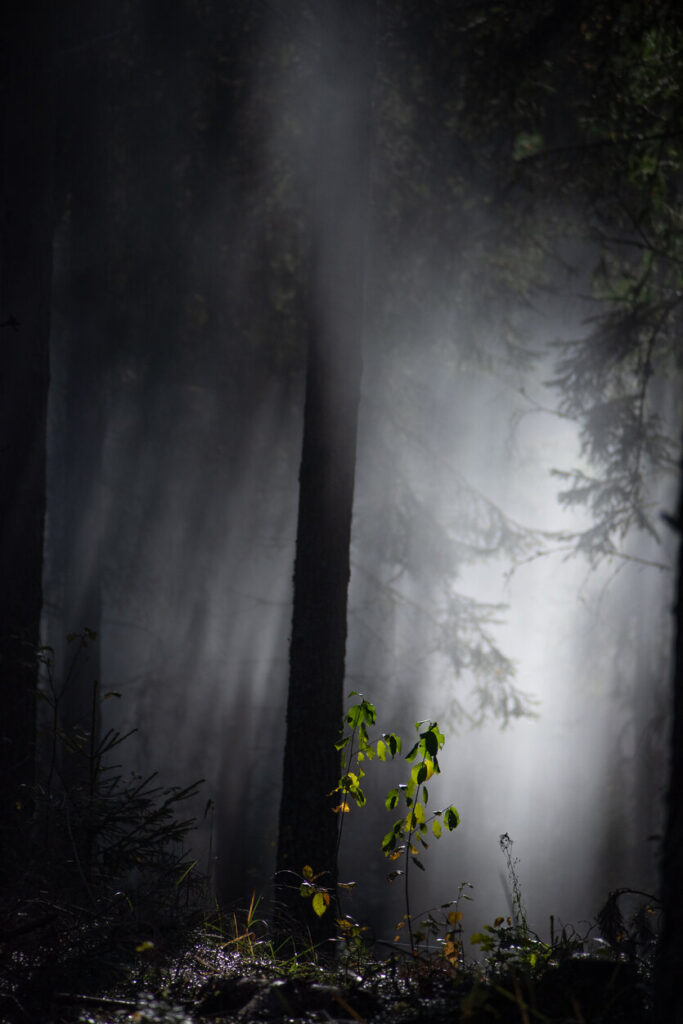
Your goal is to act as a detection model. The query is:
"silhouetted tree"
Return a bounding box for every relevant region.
[655,467,683,1020]
[0,0,55,872]
[52,0,112,754]
[275,0,375,943]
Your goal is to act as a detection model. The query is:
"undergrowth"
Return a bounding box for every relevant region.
[0,633,206,1022]
[0,678,661,1023]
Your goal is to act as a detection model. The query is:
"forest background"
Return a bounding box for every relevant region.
[1,0,682,1011]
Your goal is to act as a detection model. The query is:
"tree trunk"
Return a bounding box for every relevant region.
[0,0,54,873]
[654,464,683,1021]
[56,0,109,755]
[274,0,375,946]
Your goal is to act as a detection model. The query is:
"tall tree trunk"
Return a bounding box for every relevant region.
[274,0,375,946]
[654,464,683,1021]
[56,0,108,753]
[0,0,54,873]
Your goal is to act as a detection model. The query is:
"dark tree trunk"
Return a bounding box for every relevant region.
[0,0,54,870]
[55,0,109,748]
[274,0,375,945]
[654,465,683,1022]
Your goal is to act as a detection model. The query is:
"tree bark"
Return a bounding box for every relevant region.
[55,0,109,752]
[275,0,375,946]
[0,0,54,871]
[654,463,683,1022]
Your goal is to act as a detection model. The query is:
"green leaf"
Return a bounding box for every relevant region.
[383,824,402,854]
[382,830,397,853]
[432,819,442,839]
[445,805,460,830]
[405,741,419,762]
[423,729,439,758]
[312,892,328,917]
[387,733,402,757]
[385,787,399,810]
[413,801,425,824]
[412,857,426,871]
[346,705,363,728]
[360,699,377,725]
[376,739,387,761]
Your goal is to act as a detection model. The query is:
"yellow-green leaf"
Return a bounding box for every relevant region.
[312,892,329,917]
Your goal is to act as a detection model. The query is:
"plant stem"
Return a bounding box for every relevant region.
[404,819,414,956]
[334,725,356,917]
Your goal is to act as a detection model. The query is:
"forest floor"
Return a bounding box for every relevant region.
[0,913,654,1024]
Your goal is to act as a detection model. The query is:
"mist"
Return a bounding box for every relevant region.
[39,0,676,953]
